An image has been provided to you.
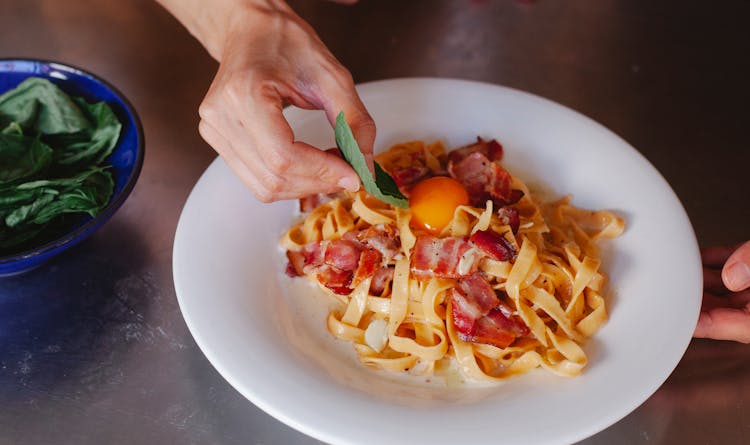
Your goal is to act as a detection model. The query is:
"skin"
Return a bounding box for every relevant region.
[695,241,750,343]
[156,0,750,343]
[156,0,374,202]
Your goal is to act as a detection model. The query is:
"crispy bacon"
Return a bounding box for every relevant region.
[471,306,529,348]
[450,273,528,348]
[447,137,521,207]
[448,137,504,164]
[358,224,400,263]
[285,250,306,277]
[316,266,352,294]
[455,272,499,312]
[370,266,394,296]
[323,240,361,272]
[469,229,517,262]
[487,139,504,162]
[352,248,381,288]
[296,229,395,293]
[411,235,474,279]
[297,240,360,294]
[496,206,521,234]
[392,165,431,188]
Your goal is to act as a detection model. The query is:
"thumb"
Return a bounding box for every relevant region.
[722,240,750,292]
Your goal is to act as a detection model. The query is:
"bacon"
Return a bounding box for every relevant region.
[497,206,520,234]
[471,306,528,348]
[411,235,474,279]
[285,250,306,277]
[323,240,361,272]
[392,165,431,188]
[358,224,400,263]
[450,273,528,348]
[352,248,381,288]
[450,288,483,335]
[301,242,325,270]
[370,266,394,296]
[448,137,503,164]
[448,138,517,207]
[486,139,504,162]
[450,273,498,339]
[316,267,353,295]
[298,240,362,294]
[469,229,517,262]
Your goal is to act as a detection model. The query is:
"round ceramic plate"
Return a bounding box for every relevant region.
[173,78,701,445]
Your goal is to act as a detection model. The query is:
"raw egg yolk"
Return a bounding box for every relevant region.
[409,176,469,234]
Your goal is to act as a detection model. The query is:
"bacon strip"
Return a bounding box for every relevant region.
[469,229,517,262]
[297,240,362,294]
[447,138,524,207]
[392,165,431,188]
[447,137,504,164]
[450,273,529,348]
[343,224,400,264]
[496,206,520,234]
[370,266,394,296]
[351,248,381,288]
[471,306,529,348]
[411,235,474,279]
[285,250,306,277]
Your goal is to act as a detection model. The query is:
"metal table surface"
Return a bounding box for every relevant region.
[1,0,749,444]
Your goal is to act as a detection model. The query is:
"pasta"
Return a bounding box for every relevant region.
[280,138,624,381]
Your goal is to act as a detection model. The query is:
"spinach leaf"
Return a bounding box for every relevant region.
[334,111,408,208]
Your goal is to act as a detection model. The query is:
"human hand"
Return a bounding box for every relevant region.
[158,0,374,202]
[694,241,750,343]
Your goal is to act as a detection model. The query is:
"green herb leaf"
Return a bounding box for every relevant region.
[0,133,53,184]
[0,77,121,254]
[0,78,91,134]
[334,111,408,208]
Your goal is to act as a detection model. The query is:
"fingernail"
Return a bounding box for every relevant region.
[725,261,750,291]
[338,176,360,192]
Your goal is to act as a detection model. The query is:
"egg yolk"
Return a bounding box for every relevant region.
[409,176,470,234]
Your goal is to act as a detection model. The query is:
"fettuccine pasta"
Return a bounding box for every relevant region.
[281,138,624,381]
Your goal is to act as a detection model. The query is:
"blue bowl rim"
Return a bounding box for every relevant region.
[0,58,145,265]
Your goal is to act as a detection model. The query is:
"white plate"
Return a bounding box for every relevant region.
[173,78,701,445]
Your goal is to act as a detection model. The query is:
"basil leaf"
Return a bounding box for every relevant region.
[0,133,53,184]
[0,77,90,134]
[0,77,121,254]
[334,111,408,208]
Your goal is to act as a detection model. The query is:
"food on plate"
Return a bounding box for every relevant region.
[281,137,624,381]
[0,77,120,254]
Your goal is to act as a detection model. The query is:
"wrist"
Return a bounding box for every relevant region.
[156,0,291,61]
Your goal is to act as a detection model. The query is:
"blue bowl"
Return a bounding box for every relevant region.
[0,59,144,275]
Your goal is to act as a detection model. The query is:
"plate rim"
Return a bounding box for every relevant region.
[173,77,702,445]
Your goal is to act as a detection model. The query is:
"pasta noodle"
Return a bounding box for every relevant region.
[281,139,624,382]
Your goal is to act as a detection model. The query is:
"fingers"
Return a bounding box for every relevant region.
[239,83,362,194]
[201,73,361,202]
[723,241,750,292]
[315,66,376,174]
[694,305,750,343]
[701,244,742,268]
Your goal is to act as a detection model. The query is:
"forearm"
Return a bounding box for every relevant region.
[154,0,291,60]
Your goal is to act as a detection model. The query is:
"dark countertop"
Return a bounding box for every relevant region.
[1,0,749,443]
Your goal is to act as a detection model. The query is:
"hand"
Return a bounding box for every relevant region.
[158,0,374,202]
[694,241,750,343]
